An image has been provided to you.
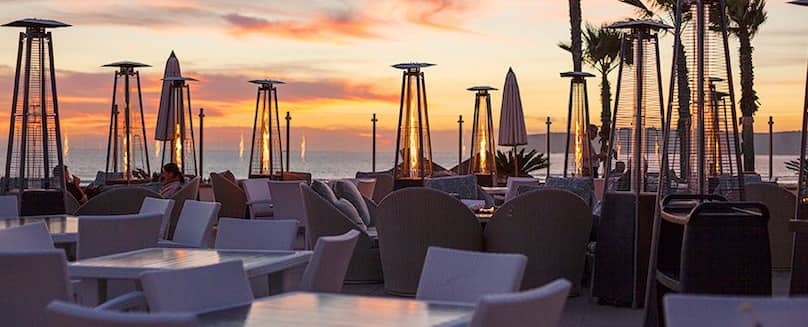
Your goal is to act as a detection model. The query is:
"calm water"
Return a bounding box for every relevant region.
[46,148,799,183]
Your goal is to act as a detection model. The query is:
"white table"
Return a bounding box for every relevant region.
[0,215,78,244]
[69,248,311,303]
[197,292,474,326]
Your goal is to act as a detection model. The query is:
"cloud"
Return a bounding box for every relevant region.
[399,0,480,31]
[221,12,378,40]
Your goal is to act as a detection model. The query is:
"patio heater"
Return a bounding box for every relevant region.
[561,71,596,178]
[2,19,69,202]
[248,79,284,179]
[643,1,770,325]
[158,76,198,177]
[467,86,497,186]
[102,61,151,183]
[593,20,669,308]
[790,0,808,296]
[392,63,434,189]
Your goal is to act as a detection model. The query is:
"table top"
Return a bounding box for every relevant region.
[0,215,78,243]
[197,292,473,327]
[69,248,312,280]
[665,295,808,327]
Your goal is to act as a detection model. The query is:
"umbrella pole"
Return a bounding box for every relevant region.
[513,146,519,177]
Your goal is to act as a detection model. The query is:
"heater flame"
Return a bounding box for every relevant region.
[574,120,584,176]
[63,133,69,158]
[174,123,182,169]
[122,133,129,176]
[239,133,244,160]
[300,134,306,163]
[155,140,160,159]
[478,134,488,170]
[261,119,270,173]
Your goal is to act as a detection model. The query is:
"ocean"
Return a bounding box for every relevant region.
[49,148,799,184]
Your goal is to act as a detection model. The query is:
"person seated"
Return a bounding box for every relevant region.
[54,165,87,204]
[159,163,185,198]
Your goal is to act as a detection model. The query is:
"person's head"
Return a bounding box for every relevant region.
[588,124,598,140]
[52,165,69,180]
[614,161,626,173]
[161,163,183,183]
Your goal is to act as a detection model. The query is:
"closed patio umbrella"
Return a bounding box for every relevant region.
[154,51,182,141]
[498,67,528,176]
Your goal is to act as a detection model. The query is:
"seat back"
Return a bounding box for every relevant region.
[745,182,796,270]
[166,177,201,239]
[375,187,483,296]
[0,194,19,219]
[355,172,394,203]
[469,279,572,327]
[0,250,71,326]
[416,247,527,303]
[485,189,592,292]
[172,200,220,247]
[77,213,163,259]
[211,173,247,219]
[75,187,162,216]
[664,294,808,327]
[139,197,175,240]
[140,260,253,313]
[354,178,377,200]
[215,218,298,250]
[299,230,360,293]
[0,222,54,250]
[47,301,198,327]
[21,189,66,216]
[242,178,271,204]
[268,181,307,224]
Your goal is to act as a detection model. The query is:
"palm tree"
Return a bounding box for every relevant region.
[568,0,583,71]
[718,0,768,172]
[560,24,622,152]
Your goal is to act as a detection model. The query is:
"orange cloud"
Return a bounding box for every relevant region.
[400,0,480,32]
[222,13,378,40]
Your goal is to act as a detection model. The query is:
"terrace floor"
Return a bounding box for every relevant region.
[342,272,792,327]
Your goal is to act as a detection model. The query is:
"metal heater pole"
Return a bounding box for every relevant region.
[546,116,552,178]
[769,116,774,181]
[285,111,291,174]
[198,108,204,179]
[372,113,377,172]
[458,115,463,174]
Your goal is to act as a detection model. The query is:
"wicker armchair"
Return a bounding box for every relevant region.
[75,187,162,216]
[484,189,592,295]
[375,187,483,296]
[165,177,201,240]
[301,184,382,282]
[210,173,247,219]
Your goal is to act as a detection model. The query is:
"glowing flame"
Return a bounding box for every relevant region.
[300,134,306,163]
[261,116,270,173]
[155,140,160,159]
[478,134,488,170]
[239,133,244,160]
[122,133,129,176]
[574,120,584,176]
[63,133,69,159]
[173,123,182,169]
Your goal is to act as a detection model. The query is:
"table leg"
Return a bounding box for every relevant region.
[267,272,284,296]
[97,279,108,304]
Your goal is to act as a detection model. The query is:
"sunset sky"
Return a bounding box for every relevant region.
[0,0,805,153]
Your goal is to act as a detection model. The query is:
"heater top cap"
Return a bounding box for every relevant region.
[163,76,197,82]
[3,18,70,28]
[609,20,672,31]
[103,61,150,68]
[249,79,286,85]
[789,0,808,6]
[560,71,596,78]
[392,63,435,70]
[467,86,498,92]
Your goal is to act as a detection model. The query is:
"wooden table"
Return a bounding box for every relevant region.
[197,292,474,326]
[69,248,311,303]
[0,215,78,244]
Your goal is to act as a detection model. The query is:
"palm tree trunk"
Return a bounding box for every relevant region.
[738,31,757,172]
[569,0,583,71]
[600,72,612,153]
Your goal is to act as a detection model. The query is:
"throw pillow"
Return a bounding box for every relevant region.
[311,180,338,203]
[333,180,372,227]
[333,198,366,230]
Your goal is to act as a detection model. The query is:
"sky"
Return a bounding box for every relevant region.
[0,0,805,154]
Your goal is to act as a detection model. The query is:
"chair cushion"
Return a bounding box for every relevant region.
[424,175,478,200]
[333,180,372,226]
[333,198,366,230]
[311,180,338,203]
[251,202,274,217]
